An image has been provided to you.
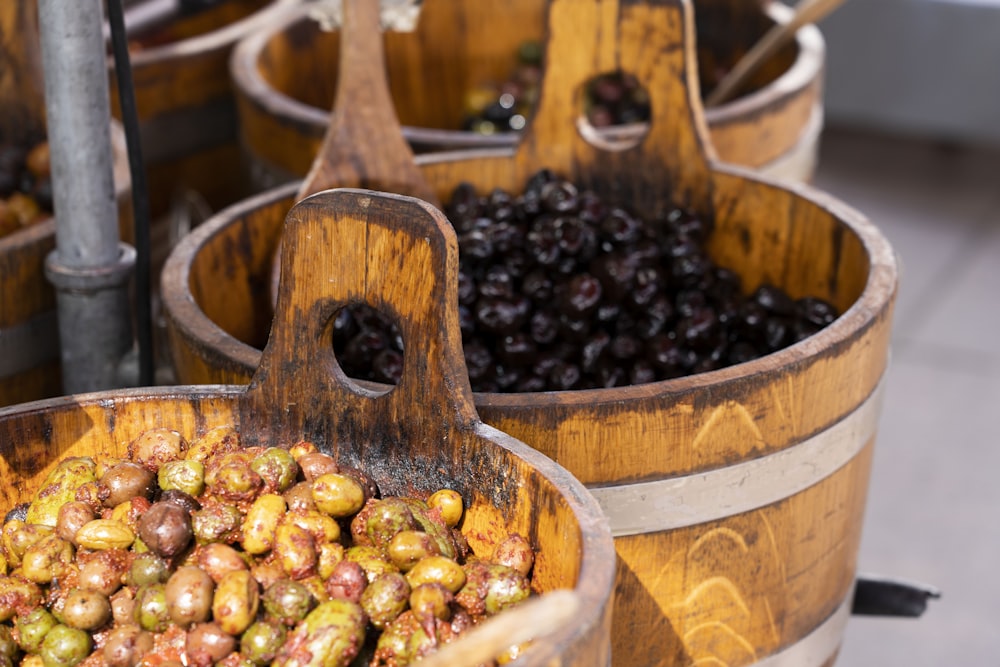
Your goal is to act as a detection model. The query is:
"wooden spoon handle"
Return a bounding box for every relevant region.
[296,0,438,207]
[0,0,47,145]
[512,0,715,212]
[704,0,847,107]
[244,188,477,461]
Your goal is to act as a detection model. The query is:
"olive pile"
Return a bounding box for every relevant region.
[0,427,538,666]
[332,169,840,392]
[0,141,52,240]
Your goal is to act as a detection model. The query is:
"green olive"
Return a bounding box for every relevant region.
[21,535,74,584]
[262,579,315,626]
[311,474,365,519]
[5,522,54,565]
[25,457,97,527]
[103,625,153,667]
[456,561,530,615]
[209,461,262,503]
[0,625,18,662]
[0,576,42,622]
[240,620,285,665]
[192,502,244,544]
[38,624,91,667]
[427,489,464,528]
[186,622,235,666]
[316,542,345,580]
[128,552,169,587]
[241,494,286,555]
[134,584,169,632]
[386,531,440,572]
[359,573,410,630]
[250,448,299,493]
[273,523,317,580]
[345,546,399,583]
[157,460,205,498]
[409,583,453,621]
[165,566,215,626]
[186,425,240,463]
[288,441,318,461]
[363,498,419,550]
[212,570,259,636]
[405,556,466,594]
[16,607,57,653]
[127,428,187,472]
[60,588,111,630]
[273,599,366,667]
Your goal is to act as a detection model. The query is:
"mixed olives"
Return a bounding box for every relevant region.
[0,140,52,240]
[0,427,538,666]
[332,169,840,392]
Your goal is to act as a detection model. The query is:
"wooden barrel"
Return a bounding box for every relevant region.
[163,0,897,664]
[107,0,298,220]
[1,189,616,667]
[231,0,824,190]
[0,122,133,407]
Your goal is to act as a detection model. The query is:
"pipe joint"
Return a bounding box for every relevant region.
[44,243,137,294]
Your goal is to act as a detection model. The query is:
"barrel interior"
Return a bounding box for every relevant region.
[253,0,796,135]
[0,388,607,663]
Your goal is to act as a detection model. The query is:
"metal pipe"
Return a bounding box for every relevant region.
[38,0,136,393]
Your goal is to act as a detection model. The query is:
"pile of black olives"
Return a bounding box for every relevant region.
[332,169,840,392]
[0,140,52,240]
[0,427,538,666]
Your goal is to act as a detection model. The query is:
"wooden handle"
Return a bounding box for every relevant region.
[0,0,47,145]
[243,189,478,459]
[704,0,847,107]
[511,0,715,210]
[296,0,438,207]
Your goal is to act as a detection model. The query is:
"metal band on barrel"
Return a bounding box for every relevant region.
[755,588,853,667]
[0,310,60,378]
[589,378,885,537]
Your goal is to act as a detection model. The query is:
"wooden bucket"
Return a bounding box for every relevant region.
[1,189,616,666]
[107,0,298,220]
[231,0,824,190]
[0,122,133,408]
[163,0,897,664]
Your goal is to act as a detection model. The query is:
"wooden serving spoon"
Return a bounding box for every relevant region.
[704,0,847,107]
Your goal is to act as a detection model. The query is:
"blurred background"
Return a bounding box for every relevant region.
[813,0,1000,663]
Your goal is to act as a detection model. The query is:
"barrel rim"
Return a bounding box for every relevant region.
[0,383,617,666]
[228,0,824,149]
[161,160,898,411]
[119,0,300,67]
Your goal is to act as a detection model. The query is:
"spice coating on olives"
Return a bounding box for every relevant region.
[0,429,541,666]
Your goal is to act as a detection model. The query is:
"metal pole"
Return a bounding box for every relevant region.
[37,0,136,393]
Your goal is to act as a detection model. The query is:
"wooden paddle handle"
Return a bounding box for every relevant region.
[243,189,478,461]
[296,0,437,206]
[512,0,715,211]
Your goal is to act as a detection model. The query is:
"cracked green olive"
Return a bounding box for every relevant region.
[16,607,57,653]
[240,620,285,665]
[250,448,299,493]
[38,624,91,667]
[157,460,205,498]
[360,573,410,630]
[262,579,315,626]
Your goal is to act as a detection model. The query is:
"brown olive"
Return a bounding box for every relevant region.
[324,560,367,603]
[55,502,96,542]
[283,482,317,513]
[158,489,201,514]
[296,452,339,482]
[492,534,535,577]
[100,463,155,508]
[103,625,153,667]
[61,588,112,630]
[109,588,136,626]
[137,501,192,558]
[186,622,235,667]
[78,548,130,596]
[127,428,188,472]
[165,565,215,626]
[196,543,248,583]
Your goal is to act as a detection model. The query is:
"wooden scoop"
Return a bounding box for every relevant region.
[0,0,47,145]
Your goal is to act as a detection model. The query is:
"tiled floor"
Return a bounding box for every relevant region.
[811,127,1000,666]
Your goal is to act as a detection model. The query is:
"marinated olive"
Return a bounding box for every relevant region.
[295,453,338,482]
[137,502,192,558]
[60,589,112,631]
[310,473,365,518]
[0,625,18,662]
[240,620,285,665]
[133,584,169,632]
[212,570,259,636]
[100,463,156,508]
[187,622,235,667]
[77,549,130,596]
[283,482,317,513]
[364,498,419,549]
[250,448,299,493]
[196,543,249,583]
[25,458,97,527]
[127,552,169,587]
[157,460,205,498]
[387,530,440,571]
[273,599,366,667]
[427,489,464,528]
[165,565,215,626]
[409,582,453,621]
[209,461,263,503]
[273,523,317,580]
[103,625,153,667]
[323,560,367,603]
[360,573,410,630]
[262,579,315,626]
[0,576,42,621]
[127,428,187,471]
[406,556,467,594]
[185,425,239,463]
[73,520,135,551]
[241,494,286,554]
[21,535,74,584]
[16,607,57,653]
[492,533,535,577]
[345,546,398,582]
[38,624,91,667]
[287,441,318,461]
[192,501,244,544]
[456,561,531,615]
[55,502,95,542]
